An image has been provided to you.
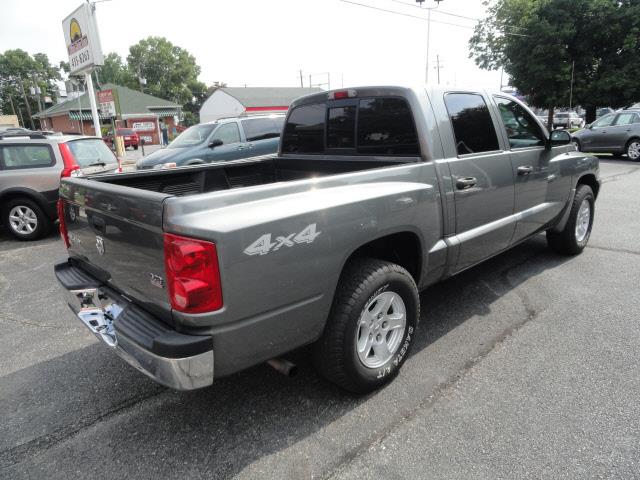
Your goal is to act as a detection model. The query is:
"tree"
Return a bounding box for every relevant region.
[470,0,640,124]
[0,49,62,128]
[96,52,136,88]
[127,37,202,105]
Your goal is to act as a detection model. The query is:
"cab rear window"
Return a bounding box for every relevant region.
[282,97,419,156]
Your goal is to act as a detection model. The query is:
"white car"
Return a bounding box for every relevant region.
[553,112,585,129]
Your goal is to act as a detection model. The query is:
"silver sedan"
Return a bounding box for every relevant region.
[571,110,640,161]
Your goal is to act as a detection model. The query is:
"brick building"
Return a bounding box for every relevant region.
[34,83,181,145]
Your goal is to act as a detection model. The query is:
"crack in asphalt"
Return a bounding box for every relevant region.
[322,253,543,480]
[0,387,167,470]
[587,244,640,256]
[600,166,640,183]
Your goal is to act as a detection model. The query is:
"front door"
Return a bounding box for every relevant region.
[205,122,246,162]
[584,114,616,151]
[493,96,567,241]
[442,92,516,272]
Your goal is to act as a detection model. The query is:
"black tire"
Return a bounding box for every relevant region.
[547,184,594,255]
[625,138,640,161]
[2,197,51,241]
[313,258,419,394]
[134,145,139,150]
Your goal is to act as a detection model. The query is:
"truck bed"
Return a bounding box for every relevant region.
[95,155,403,197]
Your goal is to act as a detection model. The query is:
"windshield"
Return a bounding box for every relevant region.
[67,139,118,167]
[168,124,216,148]
[556,113,569,118]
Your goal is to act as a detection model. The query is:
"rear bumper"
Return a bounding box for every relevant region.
[54,260,214,390]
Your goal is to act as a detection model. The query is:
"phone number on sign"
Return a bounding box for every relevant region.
[70,50,91,70]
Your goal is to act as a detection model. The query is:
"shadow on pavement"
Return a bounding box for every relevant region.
[0,235,574,479]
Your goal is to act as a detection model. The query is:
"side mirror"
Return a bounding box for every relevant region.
[547,129,572,149]
[587,123,593,129]
[208,139,223,148]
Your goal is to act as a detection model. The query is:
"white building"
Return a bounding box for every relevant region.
[199,87,322,123]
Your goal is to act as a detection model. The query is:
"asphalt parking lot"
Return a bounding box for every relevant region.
[1,158,639,479]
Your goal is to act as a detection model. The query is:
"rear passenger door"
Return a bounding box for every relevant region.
[441,92,516,271]
[240,117,284,156]
[608,112,639,151]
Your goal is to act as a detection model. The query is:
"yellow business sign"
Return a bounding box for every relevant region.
[62,3,104,74]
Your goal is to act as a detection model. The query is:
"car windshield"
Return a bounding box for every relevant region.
[168,124,216,148]
[556,113,569,118]
[67,139,118,167]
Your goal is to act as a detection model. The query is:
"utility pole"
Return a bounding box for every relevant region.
[435,55,441,84]
[17,77,35,130]
[416,0,443,84]
[569,60,575,111]
[299,69,304,87]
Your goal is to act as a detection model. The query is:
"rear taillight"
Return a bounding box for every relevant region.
[57,199,70,248]
[163,233,223,313]
[58,143,80,178]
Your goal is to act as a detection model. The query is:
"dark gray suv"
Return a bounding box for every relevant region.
[0,132,119,240]
[572,109,640,160]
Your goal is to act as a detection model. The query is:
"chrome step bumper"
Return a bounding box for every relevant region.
[55,261,214,391]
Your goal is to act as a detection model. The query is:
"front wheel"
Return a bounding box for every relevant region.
[313,258,419,393]
[547,184,594,255]
[626,139,640,161]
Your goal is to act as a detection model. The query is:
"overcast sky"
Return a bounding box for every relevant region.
[1,0,503,90]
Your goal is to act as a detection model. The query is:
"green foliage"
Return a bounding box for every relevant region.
[470,0,640,114]
[127,36,202,105]
[96,52,136,89]
[0,49,63,128]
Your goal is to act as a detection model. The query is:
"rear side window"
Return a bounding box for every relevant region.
[613,113,637,126]
[242,117,284,142]
[444,93,500,155]
[212,123,241,144]
[283,97,419,155]
[327,106,356,149]
[67,139,118,167]
[0,145,55,169]
[282,104,325,153]
[357,98,419,155]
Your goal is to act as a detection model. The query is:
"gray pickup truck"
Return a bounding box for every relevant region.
[54,86,599,393]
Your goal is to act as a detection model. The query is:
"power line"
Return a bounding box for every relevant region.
[340,0,475,29]
[341,0,530,36]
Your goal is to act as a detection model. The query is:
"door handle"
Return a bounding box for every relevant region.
[517,165,534,176]
[456,177,477,190]
[237,145,246,150]
[248,143,255,149]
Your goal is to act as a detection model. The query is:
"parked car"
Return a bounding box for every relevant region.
[553,111,585,129]
[0,132,119,240]
[135,114,285,170]
[55,86,599,393]
[596,107,614,118]
[103,128,140,150]
[572,109,640,160]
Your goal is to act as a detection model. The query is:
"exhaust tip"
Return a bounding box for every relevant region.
[267,358,298,377]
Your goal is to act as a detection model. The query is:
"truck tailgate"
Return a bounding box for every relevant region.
[59,177,173,323]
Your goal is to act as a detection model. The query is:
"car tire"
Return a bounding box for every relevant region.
[625,138,640,161]
[313,258,419,394]
[546,184,594,255]
[134,145,139,150]
[2,197,51,241]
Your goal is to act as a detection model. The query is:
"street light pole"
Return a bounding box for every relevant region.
[416,0,443,84]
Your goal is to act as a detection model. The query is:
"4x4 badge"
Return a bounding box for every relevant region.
[95,236,105,255]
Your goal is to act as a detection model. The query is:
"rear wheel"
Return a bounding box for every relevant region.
[313,258,419,393]
[547,184,594,255]
[626,139,640,161]
[2,197,51,241]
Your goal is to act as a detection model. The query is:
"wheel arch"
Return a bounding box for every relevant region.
[0,188,56,220]
[576,173,600,199]
[340,231,423,286]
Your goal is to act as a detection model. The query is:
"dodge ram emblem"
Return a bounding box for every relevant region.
[95,236,105,255]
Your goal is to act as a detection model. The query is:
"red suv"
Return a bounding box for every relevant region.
[104,128,140,150]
